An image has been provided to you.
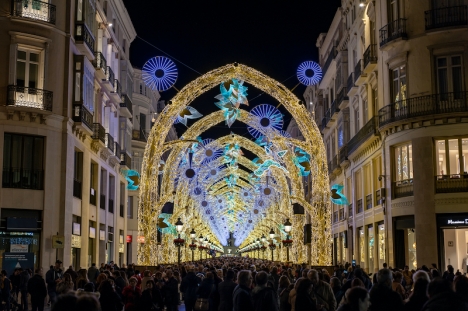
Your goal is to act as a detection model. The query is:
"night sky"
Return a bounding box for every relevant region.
[123,0,341,140]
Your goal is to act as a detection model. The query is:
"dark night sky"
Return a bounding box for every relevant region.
[123,0,341,140]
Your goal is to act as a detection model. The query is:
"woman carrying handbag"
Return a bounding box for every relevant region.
[195,272,214,311]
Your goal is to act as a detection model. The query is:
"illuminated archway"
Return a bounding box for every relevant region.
[139,63,331,265]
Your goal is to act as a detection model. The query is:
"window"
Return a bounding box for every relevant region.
[76,0,95,33]
[394,143,413,182]
[3,133,44,190]
[392,65,407,103]
[127,196,133,219]
[16,48,41,88]
[90,162,97,205]
[73,56,94,113]
[338,124,344,148]
[331,133,336,157]
[436,138,468,176]
[354,107,360,134]
[363,100,368,123]
[73,151,83,198]
[437,56,463,98]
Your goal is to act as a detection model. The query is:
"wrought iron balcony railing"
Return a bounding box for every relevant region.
[105,66,115,88]
[330,155,339,173]
[132,129,147,142]
[93,52,107,75]
[75,22,95,52]
[379,18,408,47]
[435,175,468,193]
[72,104,93,130]
[393,179,413,198]
[357,199,363,214]
[120,94,133,116]
[354,60,363,83]
[348,117,378,154]
[112,79,122,97]
[11,0,56,25]
[114,142,122,160]
[339,145,348,164]
[120,151,131,168]
[366,194,373,210]
[105,133,115,154]
[347,73,355,93]
[379,91,468,127]
[92,123,105,144]
[425,6,468,30]
[7,85,53,111]
[337,87,348,107]
[364,44,378,68]
[2,168,44,190]
[322,47,337,75]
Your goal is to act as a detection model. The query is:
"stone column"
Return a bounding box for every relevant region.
[412,137,438,266]
[80,150,91,268]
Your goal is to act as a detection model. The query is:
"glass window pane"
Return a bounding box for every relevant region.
[29,63,38,88]
[452,67,462,95]
[378,224,385,268]
[402,146,409,180]
[368,226,374,274]
[436,140,447,176]
[400,65,406,76]
[438,68,448,95]
[448,139,460,175]
[29,52,39,62]
[462,139,468,175]
[359,228,365,268]
[16,61,26,87]
[22,136,33,169]
[11,135,22,169]
[438,57,447,67]
[395,146,401,181]
[3,134,11,168]
[17,50,26,60]
[408,144,413,179]
[33,137,44,171]
[452,56,461,66]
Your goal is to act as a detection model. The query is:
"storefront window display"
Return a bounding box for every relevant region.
[368,226,375,274]
[408,229,417,269]
[359,227,366,269]
[436,137,468,176]
[340,232,347,263]
[0,231,41,272]
[438,214,468,274]
[394,143,413,182]
[378,223,385,268]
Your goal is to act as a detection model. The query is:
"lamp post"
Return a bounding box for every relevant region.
[256,238,260,258]
[284,218,292,262]
[174,218,184,265]
[269,228,275,261]
[190,229,196,262]
[204,238,208,259]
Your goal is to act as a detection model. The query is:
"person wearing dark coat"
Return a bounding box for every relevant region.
[268,267,281,291]
[87,263,100,284]
[27,268,47,311]
[278,276,292,311]
[98,279,124,311]
[403,278,429,311]
[197,272,214,299]
[122,277,142,311]
[209,268,222,311]
[421,277,468,311]
[218,270,237,311]
[139,280,163,311]
[233,270,254,311]
[251,271,279,311]
[369,269,404,311]
[45,260,63,306]
[19,268,31,311]
[180,267,201,311]
[294,278,317,311]
[336,287,370,311]
[162,270,179,311]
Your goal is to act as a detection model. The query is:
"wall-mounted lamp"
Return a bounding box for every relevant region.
[359,0,366,7]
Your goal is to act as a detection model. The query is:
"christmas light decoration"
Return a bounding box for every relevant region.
[142,56,178,92]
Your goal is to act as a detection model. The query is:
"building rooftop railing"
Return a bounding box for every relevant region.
[364,44,378,69]
[425,5,468,30]
[379,91,468,128]
[11,0,56,25]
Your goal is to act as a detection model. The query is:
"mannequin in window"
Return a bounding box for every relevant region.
[462,255,468,273]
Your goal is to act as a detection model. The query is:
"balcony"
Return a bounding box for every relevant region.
[393,179,413,198]
[100,194,106,210]
[132,129,147,142]
[337,87,349,109]
[330,99,339,119]
[7,85,53,113]
[102,66,115,92]
[347,73,357,97]
[348,204,353,218]
[339,145,348,164]
[92,123,105,145]
[90,189,96,205]
[322,48,337,75]
[366,194,373,210]
[114,142,122,161]
[357,199,363,214]
[121,151,131,168]
[2,168,43,190]
[110,79,122,103]
[363,44,378,73]
[378,91,468,128]
[74,22,95,59]
[93,52,107,80]
[425,6,468,31]
[105,133,115,154]
[120,94,133,118]
[333,211,338,223]
[11,0,56,25]
[72,104,93,134]
[354,60,366,85]
[73,178,82,199]
[339,208,345,221]
[108,199,114,214]
[435,175,468,193]
[348,117,379,155]
[120,204,124,217]
[328,155,340,174]
[379,18,408,48]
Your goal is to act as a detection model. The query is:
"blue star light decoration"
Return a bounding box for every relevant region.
[253,159,287,177]
[224,143,243,167]
[214,79,249,127]
[248,104,284,139]
[157,213,177,235]
[142,56,178,92]
[173,107,203,126]
[293,147,311,176]
[331,184,349,205]
[297,61,322,86]
[122,170,140,190]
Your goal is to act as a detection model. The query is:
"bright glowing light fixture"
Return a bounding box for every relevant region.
[297,61,322,86]
[190,228,196,239]
[284,218,292,233]
[261,234,266,243]
[142,56,178,92]
[175,218,184,233]
[248,104,284,139]
[269,228,275,239]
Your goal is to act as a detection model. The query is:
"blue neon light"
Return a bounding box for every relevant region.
[142,56,178,92]
[297,61,322,86]
[248,104,284,139]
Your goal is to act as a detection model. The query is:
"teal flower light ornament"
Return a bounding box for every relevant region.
[214,79,249,127]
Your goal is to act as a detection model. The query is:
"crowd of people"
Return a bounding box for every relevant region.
[2,258,468,311]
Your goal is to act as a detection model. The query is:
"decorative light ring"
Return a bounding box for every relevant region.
[279,130,292,138]
[297,61,322,86]
[248,104,284,139]
[142,56,178,92]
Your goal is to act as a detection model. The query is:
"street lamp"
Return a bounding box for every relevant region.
[284,218,292,262]
[261,234,266,243]
[269,228,276,261]
[269,228,275,239]
[190,229,196,239]
[204,238,208,259]
[190,229,196,261]
[174,218,184,265]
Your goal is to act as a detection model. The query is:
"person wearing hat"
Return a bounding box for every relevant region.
[45,259,63,306]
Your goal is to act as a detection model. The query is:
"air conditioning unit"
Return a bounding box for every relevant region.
[376,188,386,205]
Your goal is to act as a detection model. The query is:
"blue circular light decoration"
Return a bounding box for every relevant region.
[248,104,284,139]
[297,61,322,86]
[142,56,178,92]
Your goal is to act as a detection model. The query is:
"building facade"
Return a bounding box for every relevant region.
[308,0,468,272]
[0,0,137,271]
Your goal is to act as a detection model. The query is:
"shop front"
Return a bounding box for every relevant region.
[394,216,417,270]
[437,214,468,273]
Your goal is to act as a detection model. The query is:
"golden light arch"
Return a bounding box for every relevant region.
[139,63,331,265]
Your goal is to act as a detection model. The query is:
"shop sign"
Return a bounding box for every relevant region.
[71,235,82,248]
[126,235,132,243]
[2,253,34,276]
[52,235,65,249]
[119,243,124,253]
[89,227,96,239]
[99,230,105,241]
[137,236,145,243]
[447,219,468,225]
[10,244,28,253]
